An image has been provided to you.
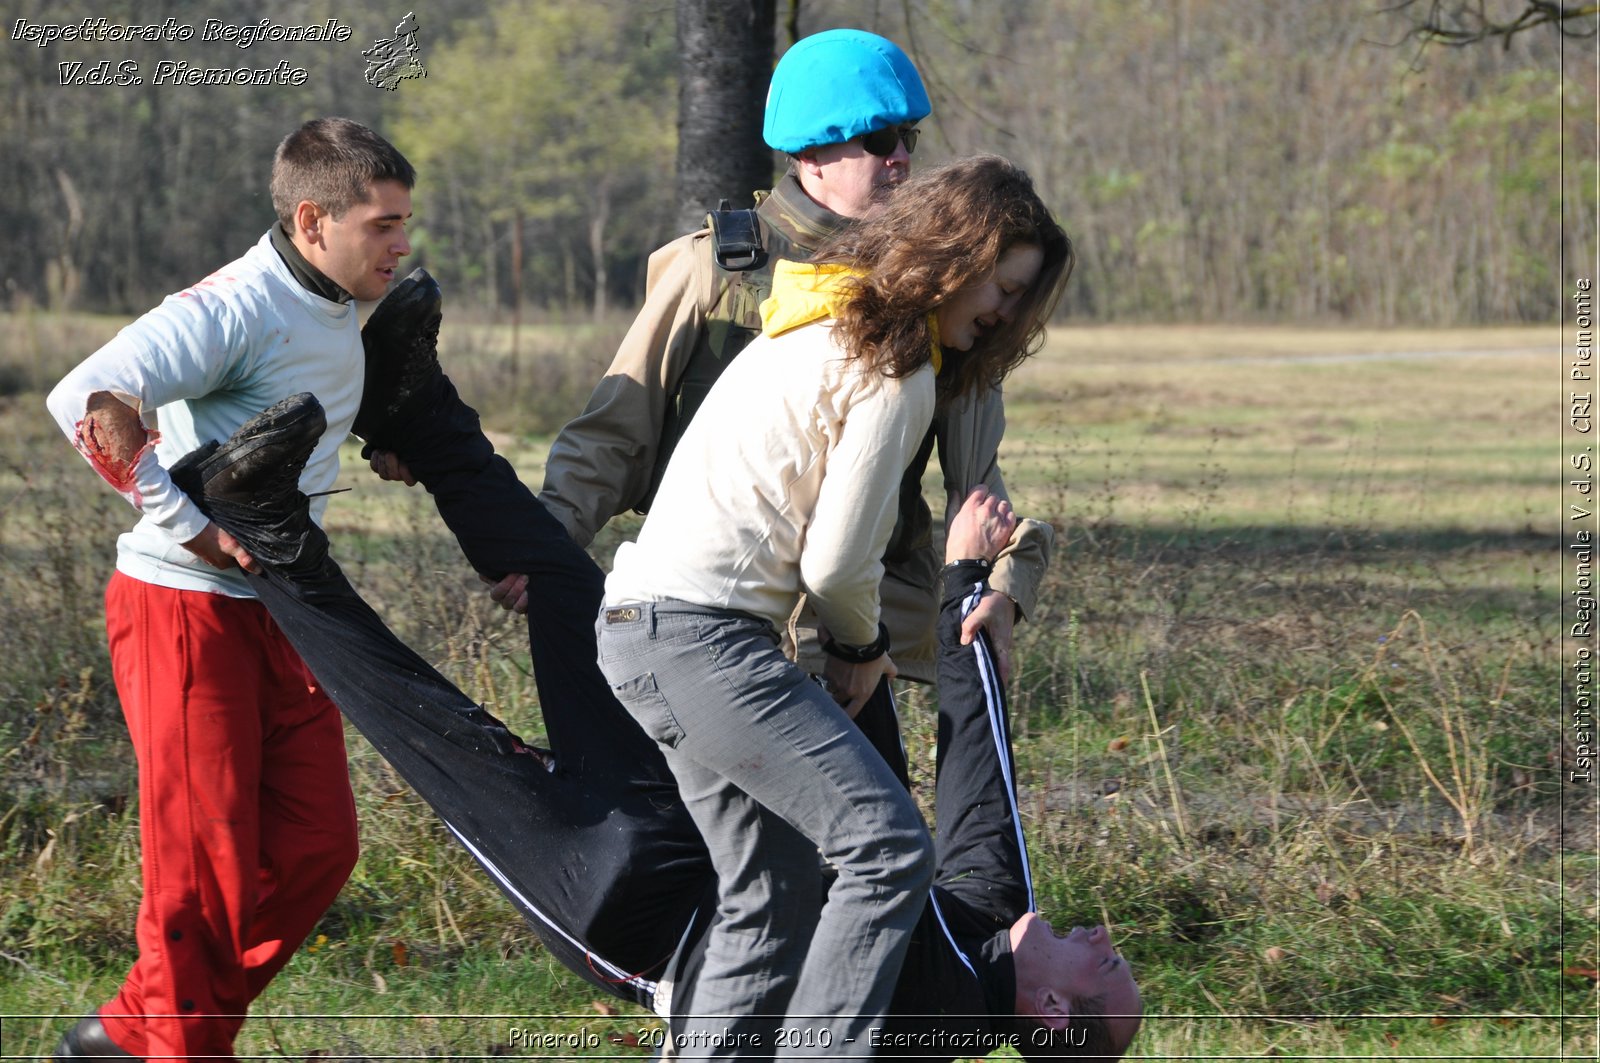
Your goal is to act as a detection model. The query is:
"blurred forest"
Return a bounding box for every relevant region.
[1,0,1593,325]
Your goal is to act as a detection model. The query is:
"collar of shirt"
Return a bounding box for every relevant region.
[759,261,862,337]
[978,928,1020,1020]
[764,167,851,250]
[270,222,354,304]
[759,261,942,372]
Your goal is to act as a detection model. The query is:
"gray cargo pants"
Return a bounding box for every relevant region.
[597,601,933,1060]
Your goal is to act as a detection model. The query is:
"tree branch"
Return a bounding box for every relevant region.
[1388,0,1599,48]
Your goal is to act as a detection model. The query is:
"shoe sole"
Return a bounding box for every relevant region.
[374,268,440,318]
[364,270,441,340]
[198,393,325,480]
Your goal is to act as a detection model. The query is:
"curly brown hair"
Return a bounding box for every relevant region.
[810,154,1073,400]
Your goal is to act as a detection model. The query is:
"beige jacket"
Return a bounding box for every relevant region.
[541,200,1053,683]
[605,319,936,647]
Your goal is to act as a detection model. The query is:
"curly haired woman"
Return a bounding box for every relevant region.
[596,154,1073,1060]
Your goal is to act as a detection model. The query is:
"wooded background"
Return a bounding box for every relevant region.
[2,0,1593,325]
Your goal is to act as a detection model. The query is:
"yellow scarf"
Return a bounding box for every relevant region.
[759,261,942,373]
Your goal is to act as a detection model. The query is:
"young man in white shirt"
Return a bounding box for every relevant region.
[46,117,418,1062]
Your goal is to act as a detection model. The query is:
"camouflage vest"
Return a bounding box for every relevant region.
[643,172,846,509]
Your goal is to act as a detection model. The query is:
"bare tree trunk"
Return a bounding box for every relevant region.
[50,168,83,311]
[674,0,777,236]
[484,215,499,319]
[510,207,523,383]
[563,239,577,316]
[590,178,611,323]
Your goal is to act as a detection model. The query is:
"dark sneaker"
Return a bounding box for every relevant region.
[354,266,443,450]
[53,1014,139,1061]
[170,392,325,567]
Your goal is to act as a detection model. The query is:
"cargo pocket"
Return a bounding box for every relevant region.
[610,671,686,749]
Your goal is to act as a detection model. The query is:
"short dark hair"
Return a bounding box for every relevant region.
[1006,994,1123,1062]
[270,117,415,230]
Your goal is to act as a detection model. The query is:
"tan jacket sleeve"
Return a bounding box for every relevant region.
[538,232,712,547]
[937,384,1055,620]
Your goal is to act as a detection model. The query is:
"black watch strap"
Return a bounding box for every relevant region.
[822,622,890,664]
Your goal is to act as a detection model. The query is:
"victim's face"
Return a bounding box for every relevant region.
[1013,913,1142,1049]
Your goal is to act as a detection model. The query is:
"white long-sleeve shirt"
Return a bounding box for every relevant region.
[605,318,936,646]
[46,232,363,597]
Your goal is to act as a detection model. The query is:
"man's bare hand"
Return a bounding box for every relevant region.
[948,486,1020,683]
[481,572,531,614]
[822,652,897,719]
[959,590,1016,683]
[946,486,1015,564]
[183,522,259,573]
[368,449,417,486]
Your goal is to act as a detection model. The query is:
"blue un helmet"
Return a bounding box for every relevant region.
[763,29,932,154]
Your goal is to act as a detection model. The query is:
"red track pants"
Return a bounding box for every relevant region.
[97,572,359,1060]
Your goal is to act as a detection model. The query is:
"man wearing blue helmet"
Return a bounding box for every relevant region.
[455,29,1050,788]
[760,27,929,218]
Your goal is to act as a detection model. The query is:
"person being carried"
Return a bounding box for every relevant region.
[168,385,1143,1060]
[43,117,425,1063]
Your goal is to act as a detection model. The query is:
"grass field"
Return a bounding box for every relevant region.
[0,312,1591,1061]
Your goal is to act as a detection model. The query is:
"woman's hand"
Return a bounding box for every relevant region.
[822,652,898,719]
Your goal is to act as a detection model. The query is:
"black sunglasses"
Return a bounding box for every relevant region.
[859,125,919,157]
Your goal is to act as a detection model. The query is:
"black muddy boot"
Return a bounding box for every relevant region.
[169,392,327,570]
[354,266,444,451]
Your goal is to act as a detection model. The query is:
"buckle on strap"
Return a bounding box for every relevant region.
[706,199,765,272]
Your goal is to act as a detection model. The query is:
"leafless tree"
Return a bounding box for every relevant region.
[1388,0,1598,47]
